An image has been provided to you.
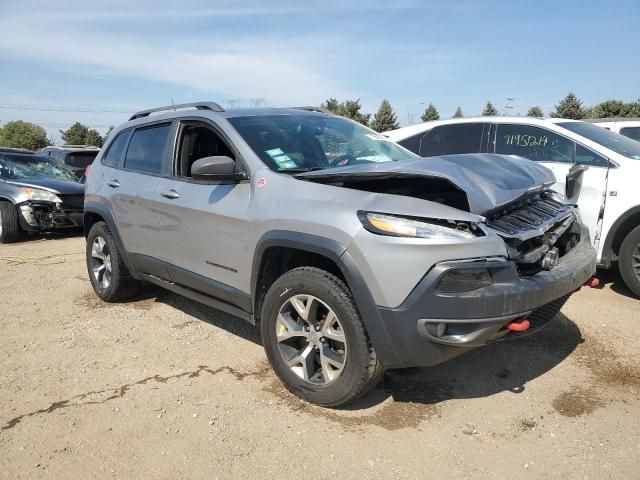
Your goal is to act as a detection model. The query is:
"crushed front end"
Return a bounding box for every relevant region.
[366,190,596,369]
[17,193,84,233]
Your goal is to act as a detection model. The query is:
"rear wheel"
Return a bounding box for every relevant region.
[0,201,21,244]
[86,222,140,301]
[619,225,640,298]
[260,267,383,407]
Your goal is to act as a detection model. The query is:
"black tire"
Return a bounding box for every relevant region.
[86,221,140,302]
[619,224,640,298]
[0,201,21,244]
[260,267,383,407]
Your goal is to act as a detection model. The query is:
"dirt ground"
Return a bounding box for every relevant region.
[1,235,639,479]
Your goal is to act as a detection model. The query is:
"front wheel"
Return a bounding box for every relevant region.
[619,224,640,298]
[260,267,383,407]
[0,201,21,244]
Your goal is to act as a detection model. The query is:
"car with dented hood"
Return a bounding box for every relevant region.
[84,102,596,406]
[386,117,640,297]
[0,150,84,243]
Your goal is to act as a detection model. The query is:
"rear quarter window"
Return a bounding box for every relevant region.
[102,130,130,167]
[420,123,486,157]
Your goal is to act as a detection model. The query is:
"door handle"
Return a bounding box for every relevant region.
[160,189,180,199]
[107,179,120,188]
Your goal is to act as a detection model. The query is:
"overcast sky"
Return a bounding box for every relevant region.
[0,0,638,141]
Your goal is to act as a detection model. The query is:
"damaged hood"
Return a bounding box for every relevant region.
[5,178,84,195]
[296,153,555,215]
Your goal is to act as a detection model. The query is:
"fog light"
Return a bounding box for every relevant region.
[436,322,447,338]
[437,268,493,293]
[19,204,37,226]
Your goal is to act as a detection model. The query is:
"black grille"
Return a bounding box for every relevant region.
[528,294,570,329]
[486,196,571,236]
[485,192,580,274]
[60,194,84,211]
[503,294,570,339]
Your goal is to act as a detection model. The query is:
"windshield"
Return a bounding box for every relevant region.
[0,155,78,182]
[557,121,640,160]
[228,114,418,171]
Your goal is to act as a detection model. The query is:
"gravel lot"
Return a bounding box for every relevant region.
[1,235,639,479]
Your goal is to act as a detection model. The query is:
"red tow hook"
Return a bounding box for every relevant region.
[505,318,531,332]
[584,277,600,288]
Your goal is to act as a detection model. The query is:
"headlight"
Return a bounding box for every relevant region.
[20,187,62,203]
[358,211,477,240]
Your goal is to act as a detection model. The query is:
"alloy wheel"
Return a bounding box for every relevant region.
[275,294,347,385]
[91,236,112,289]
[633,242,640,283]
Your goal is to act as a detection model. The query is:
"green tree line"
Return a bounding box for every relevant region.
[1,93,638,150]
[0,121,114,151]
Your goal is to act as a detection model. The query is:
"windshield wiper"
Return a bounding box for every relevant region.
[277,167,325,173]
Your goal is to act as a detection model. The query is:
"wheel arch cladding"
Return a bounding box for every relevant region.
[251,230,401,366]
[83,202,138,278]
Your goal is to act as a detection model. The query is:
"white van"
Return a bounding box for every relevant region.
[589,118,640,142]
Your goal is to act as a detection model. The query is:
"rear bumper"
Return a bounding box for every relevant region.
[372,234,596,368]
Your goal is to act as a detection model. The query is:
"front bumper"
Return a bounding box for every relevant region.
[374,233,596,368]
[18,201,84,232]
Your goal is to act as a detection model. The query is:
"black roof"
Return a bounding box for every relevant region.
[0,147,34,154]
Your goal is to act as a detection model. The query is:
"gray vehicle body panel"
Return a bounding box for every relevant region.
[296,153,556,215]
[85,106,596,368]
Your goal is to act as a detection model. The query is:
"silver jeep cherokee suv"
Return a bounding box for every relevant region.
[84,102,596,406]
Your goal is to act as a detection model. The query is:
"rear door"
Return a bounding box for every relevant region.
[493,123,609,247]
[107,121,174,276]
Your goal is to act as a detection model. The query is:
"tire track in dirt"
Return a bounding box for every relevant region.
[1,364,271,432]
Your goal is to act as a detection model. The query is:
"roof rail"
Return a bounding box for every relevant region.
[291,106,332,114]
[129,101,225,121]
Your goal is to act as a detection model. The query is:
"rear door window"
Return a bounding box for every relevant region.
[124,124,171,174]
[420,123,486,157]
[495,124,574,163]
[620,126,640,142]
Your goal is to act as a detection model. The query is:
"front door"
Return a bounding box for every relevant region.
[154,120,254,297]
[493,123,609,247]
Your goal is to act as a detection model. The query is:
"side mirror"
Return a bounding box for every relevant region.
[191,156,246,181]
[565,164,588,199]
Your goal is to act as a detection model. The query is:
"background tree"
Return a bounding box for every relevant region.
[588,99,634,118]
[104,126,114,140]
[551,92,585,119]
[0,120,50,151]
[60,122,104,147]
[482,101,498,116]
[370,99,399,132]
[321,98,370,126]
[527,106,544,118]
[85,129,104,147]
[453,107,463,118]
[421,103,440,122]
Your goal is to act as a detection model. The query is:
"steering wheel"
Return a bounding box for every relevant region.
[333,154,358,167]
